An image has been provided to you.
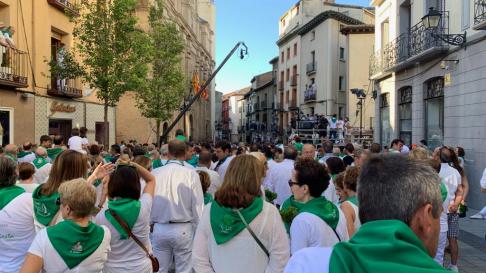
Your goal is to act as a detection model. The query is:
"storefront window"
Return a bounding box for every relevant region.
[0,108,13,146]
[398,86,412,146]
[424,77,444,150]
[380,93,391,148]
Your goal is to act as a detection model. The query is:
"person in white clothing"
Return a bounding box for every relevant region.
[95,160,156,273]
[214,141,234,182]
[0,157,36,273]
[32,147,52,184]
[80,127,90,149]
[17,163,39,193]
[17,142,36,164]
[196,151,222,195]
[150,140,204,273]
[281,158,348,255]
[322,157,345,204]
[267,146,298,206]
[20,179,111,273]
[339,166,361,237]
[192,155,290,273]
[67,127,84,152]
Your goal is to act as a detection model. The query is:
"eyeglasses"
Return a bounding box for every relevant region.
[288,180,300,187]
[55,197,61,206]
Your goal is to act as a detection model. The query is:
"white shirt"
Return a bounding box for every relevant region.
[290,209,349,255]
[95,194,153,273]
[480,168,486,189]
[283,247,332,273]
[68,136,84,151]
[439,163,461,232]
[192,201,290,273]
[215,155,235,182]
[16,182,39,193]
[17,152,36,164]
[33,163,52,184]
[151,162,204,228]
[267,159,294,206]
[28,225,111,273]
[342,201,361,231]
[0,193,36,273]
[81,137,89,146]
[262,159,278,190]
[196,166,222,195]
[329,118,337,129]
[323,180,339,205]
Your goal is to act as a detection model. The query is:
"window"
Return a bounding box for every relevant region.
[398,86,412,146]
[0,107,13,145]
[287,48,290,59]
[285,91,289,104]
[424,77,444,150]
[381,20,389,50]
[294,43,297,56]
[286,68,290,81]
[311,51,315,63]
[280,71,284,83]
[311,30,316,41]
[339,47,345,59]
[425,0,442,13]
[462,0,470,30]
[380,93,391,147]
[339,76,344,91]
[281,51,284,63]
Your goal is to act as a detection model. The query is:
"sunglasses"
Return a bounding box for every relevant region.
[288,180,300,187]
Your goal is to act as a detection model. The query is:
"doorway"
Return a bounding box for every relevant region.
[49,119,72,141]
[95,122,109,145]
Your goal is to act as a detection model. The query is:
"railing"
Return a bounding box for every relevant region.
[47,0,78,14]
[289,100,297,108]
[304,86,316,102]
[276,102,284,111]
[260,101,267,109]
[290,75,297,86]
[474,0,486,28]
[306,62,316,74]
[278,80,284,90]
[48,78,83,98]
[254,103,260,111]
[369,50,383,78]
[0,47,28,88]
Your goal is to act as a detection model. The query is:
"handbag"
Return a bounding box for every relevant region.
[235,209,270,258]
[109,210,160,272]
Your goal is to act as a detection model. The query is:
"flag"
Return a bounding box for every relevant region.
[192,73,200,95]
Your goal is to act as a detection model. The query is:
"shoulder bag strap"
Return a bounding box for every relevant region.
[235,209,270,258]
[108,210,151,256]
[332,228,341,242]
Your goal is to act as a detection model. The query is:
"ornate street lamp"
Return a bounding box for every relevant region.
[350,88,366,139]
[421,7,466,46]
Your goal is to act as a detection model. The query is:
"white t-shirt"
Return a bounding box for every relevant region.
[215,155,235,182]
[480,168,486,189]
[95,194,153,273]
[192,201,290,273]
[16,182,39,193]
[81,137,89,146]
[284,247,332,273]
[68,136,84,151]
[196,166,222,195]
[0,193,36,273]
[17,152,36,164]
[323,180,339,205]
[290,210,349,255]
[28,225,111,273]
[267,159,294,205]
[439,163,461,232]
[33,163,52,185]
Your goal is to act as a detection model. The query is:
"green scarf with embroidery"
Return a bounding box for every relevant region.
[210,197,263,245]
[152,158,163,169]
[280,196,339,233]
[346,195,358,207]
[204,193,213,205]
[47,220,105,269]
[329,220,450,273]
[32,186,60,226]
[294,142,303,152]
[0,185,25,209]
[47,147,63,161]
[17,151,32,158]
[105,198,141,240]
[33,157,49,169]
[5,152,16,162]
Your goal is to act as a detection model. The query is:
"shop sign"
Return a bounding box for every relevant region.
[50,101,76,116]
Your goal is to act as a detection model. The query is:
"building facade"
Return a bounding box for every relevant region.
[221,87,249,143]
[117,0,216,144]
[0,0,115,147]
[276,0,374,137]
[213,90,222,141]
[370,0,486,209]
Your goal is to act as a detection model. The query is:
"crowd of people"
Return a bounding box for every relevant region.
[0,128,484,273]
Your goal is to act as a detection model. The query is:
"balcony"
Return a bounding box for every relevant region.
[47,0,78,14]
[304,86,316,102]
[253,103,260,111]
[473,0,486,30]
[48,78,83,98]
[369,50,392,80]
[278,80,284,91]
[0,48,29,88]
[261,101,267,109]
[290,75,297,86]
[306,62,316,75]
[276,102,285,111]
[289,100,297,109]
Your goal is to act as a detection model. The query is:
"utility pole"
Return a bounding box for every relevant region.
[351,88,367,141]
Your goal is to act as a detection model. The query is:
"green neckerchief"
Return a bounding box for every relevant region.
[331,117,337,123]
[93,179,102,187]
[33,156,49,169]
[103,155,114,163]
[0,185,25,209]
[187,154,199,167]
[440,181,448,202]
[329,220,450,273]
[47,220,105,269]
[330,174,337,181]
[47,147,63,161]
[17,151,32,158]
[346,195,358,207]
[210,197,263,245]
[280,196,339,233]
[152,158,163,169]
[204,193,213,205]
[294,142,303,152]
[144,153,152,158]
[5,152,16,162]
[32,186,60,226]
[105,198,141,240]
[175,135,187,142]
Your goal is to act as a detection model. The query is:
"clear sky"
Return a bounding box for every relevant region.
[214,0,371,94]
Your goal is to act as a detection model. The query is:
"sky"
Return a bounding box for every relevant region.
[214,0,371,94]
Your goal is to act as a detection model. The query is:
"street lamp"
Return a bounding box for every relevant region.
[421,7,466,46]
[350,88,366,139]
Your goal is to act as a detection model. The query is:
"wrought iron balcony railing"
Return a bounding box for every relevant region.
[474,0,486,29]
[304,86,316,102]
[0,47,28,88]
[261,101,267,109]
[47,0,78,14]
[48,78,83,98]
[306,62,316,75]
[369,50,383,78]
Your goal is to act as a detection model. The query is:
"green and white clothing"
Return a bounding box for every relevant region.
[284,220,450,273]
[341,196,361,231]
[192,200,290,273]
[28,221,111,273]
[32,157,52,184]
[32,187,63,232]
[17,151,35,164]
[16,181,39,193]
[47,147,64,161]
[95,194,153,273]
[0,193,35,273]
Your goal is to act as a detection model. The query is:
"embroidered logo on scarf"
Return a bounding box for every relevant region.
[71,242,83,254]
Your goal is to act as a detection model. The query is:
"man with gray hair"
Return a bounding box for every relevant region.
[318,140,335,165]
[152,144,169,170]
[32,147,52,184]
[3,144,17,162]
[284,155,449,273]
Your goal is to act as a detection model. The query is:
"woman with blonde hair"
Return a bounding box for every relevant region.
[192,155,290,273]
[339,166,361,237]
[408,147,430,160]
[197,170,213,205]
[21,179,111,273]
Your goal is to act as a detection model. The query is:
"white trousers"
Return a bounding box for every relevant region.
[151,223,194,273]
[434,231,447,266]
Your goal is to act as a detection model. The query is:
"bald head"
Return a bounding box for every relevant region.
[5,144,17,155]
[35,147,47,158]
[168,140,187,159]
[302,144,316,159]
[198,151,212,168]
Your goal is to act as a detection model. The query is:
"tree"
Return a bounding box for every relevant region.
[134,0,186,144]
[68,0,151,147]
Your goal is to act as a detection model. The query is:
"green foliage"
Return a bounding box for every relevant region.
[45,49,84,80]
[280,206,298,224]
[264,189,278,203]
[134,0,186,136]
